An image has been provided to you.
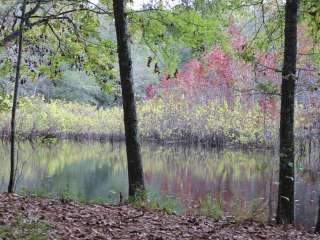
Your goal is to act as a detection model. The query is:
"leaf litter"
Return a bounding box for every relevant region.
[0,194,319,240]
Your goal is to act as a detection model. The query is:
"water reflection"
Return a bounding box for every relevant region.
[0,141,319,229]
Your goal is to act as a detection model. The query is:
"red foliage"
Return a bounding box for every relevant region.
[258,97,278,119]
[145,84,156,99]
[228,25,246,52]
[176,59,206,99]
[151,23,318,118]
[256,53,279,81]
[204,48,235,103]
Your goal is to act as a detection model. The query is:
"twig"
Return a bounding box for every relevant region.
[121,212,145,221]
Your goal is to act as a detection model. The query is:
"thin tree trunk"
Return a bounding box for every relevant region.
[112,0,145,197]
[315,196,320,234]
[276,0,299,224]
[8,0,26,193]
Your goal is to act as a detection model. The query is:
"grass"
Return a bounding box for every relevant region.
[127,189,182,214]
[199,195,223,220]
[21,185,77,204]
[131,195,183,215]
[0,217,50,240]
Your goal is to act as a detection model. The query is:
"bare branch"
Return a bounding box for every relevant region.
[47,22,63,52]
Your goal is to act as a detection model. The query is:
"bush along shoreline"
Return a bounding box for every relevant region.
[0,96,319,148]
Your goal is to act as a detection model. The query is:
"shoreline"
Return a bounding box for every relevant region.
[1,131,318,152]
[0,130,278,150]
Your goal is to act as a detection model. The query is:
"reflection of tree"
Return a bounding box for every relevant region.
[48,161,125,201]
[297,144,320,183]
[216,166,225,201]
[224,165,233,203]
[0,142,128,200]
[143,145,281,215]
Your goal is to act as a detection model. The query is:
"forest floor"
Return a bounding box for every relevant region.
[0,194,319,240]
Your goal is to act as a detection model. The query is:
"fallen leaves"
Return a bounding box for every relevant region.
[0,194,319,240]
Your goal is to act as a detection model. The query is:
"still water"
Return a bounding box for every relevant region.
[0,141,319,229]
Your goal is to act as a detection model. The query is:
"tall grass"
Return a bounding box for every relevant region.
[0,95,317,147]
[0,96,124,141]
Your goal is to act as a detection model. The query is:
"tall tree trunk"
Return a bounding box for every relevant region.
[112,0,145,197]
[8,0,26,193]
[276,0,299,224]
[315,196,320,234]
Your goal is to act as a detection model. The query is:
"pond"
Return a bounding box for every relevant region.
[0,141,319,230]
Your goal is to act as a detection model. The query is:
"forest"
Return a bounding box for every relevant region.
[0,0,320,239]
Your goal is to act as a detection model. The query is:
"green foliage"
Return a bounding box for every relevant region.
[86,197,108,205]
[130,191,181,215]
[0,93,11,112]
[21,187,49,198]
[199,195,223,220]
[128,188,148,204]
[147,195,182,215]
[301,0,320,72]
[256,80,279,95]
[302,0,320,43]
[40,135,58,144]
[0,217,49,240]
[231,198,266,221]
[129,4,229,73]
[58,185,73,203]
[0,58,13,77]
[0,1,118,96]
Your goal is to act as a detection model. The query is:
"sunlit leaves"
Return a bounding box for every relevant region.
[302,0,320,43]
[0,93,11,112]
[129,5,228,74]
[256,80,278,95]
[0,58,13,77]
[0,0,118,97]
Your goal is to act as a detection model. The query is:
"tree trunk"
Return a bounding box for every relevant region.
[276,0,299,224]
[315,195,320,234]
[112,0,145,197]
[8,0,26,194]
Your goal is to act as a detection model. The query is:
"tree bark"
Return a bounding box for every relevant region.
[315,196,320,234]
[112,0,145,197]
[8,0,26,193]
[276,0,299,224]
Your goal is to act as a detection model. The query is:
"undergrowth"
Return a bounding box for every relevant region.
[0,216,50,240]
[0,95,317,146]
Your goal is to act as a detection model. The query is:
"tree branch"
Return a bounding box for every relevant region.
[0,1,111,46]
[0,19,47,46]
